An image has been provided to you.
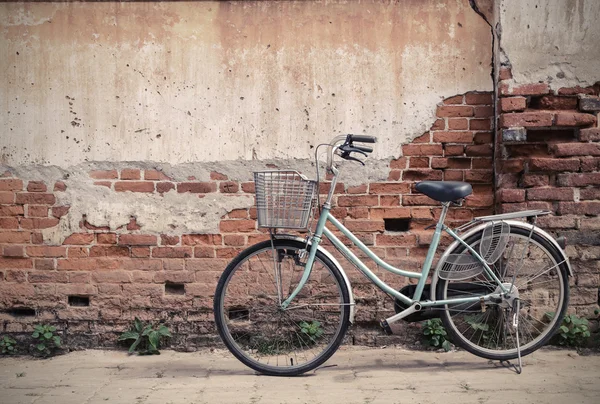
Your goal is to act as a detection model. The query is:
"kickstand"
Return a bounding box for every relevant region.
[500,299,523,374]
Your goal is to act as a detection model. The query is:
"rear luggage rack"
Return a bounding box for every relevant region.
[456,210,550,233]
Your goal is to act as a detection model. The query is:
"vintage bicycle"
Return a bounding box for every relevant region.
[214,134,570,376]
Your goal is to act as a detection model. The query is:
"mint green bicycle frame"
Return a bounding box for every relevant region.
[281,202,508,312]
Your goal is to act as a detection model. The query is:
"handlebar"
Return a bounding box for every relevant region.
[348,135,377,144]
[325,134,378,171]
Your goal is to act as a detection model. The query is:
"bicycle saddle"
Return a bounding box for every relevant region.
[415,181,472,202]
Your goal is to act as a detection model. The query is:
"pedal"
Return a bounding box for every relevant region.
[380,319,393,335]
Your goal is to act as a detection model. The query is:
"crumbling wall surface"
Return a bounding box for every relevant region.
[499,0,600,91]
[0,0,491,165]
[496,0,600,326]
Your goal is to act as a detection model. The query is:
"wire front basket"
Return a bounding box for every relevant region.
[254,171,317,230]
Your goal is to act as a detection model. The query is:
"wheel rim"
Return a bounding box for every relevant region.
[217,244,347,372]
[442,232,566,357]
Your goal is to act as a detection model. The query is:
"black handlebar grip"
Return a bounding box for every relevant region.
[352,145,373,153]
[349,135,377,144]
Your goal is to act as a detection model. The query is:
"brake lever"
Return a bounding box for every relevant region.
[339,145,368,158]
[345,155,365,165]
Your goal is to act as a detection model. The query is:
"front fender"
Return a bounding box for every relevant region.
[430,220,573,293]
[275,235,355,324]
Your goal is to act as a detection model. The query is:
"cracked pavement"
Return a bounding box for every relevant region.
[1,347,599,404]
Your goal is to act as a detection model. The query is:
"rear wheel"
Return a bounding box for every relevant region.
[214,239,350,376]
[436,226,569,360]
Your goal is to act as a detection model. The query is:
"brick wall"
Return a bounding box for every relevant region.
[0,91,496,349]
[497,67,600,321]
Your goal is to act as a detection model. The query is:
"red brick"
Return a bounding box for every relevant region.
[20,218,59,229]
[182,234,222,245]
[411,133,431,143]
[379,195,400,206]
[0,258,32,269]
[497,189,525,203]
[94,181,111,188]
[28,205,48,217]
[500,112,553,128]
[465,145,493,156]
[0,218,19,229]
[89,246,129,257]
[409,157,429,168]
[156,182,175,194]
[219,181,239,193]
[15,193,56,205]
[500,97,527,112]
[120,168,141,180]
[465,171,493,183]
[28,271,69,283]
[473,132,493,144]
[34,258,56,270]
[465,194,494,207]
[216,247,242,258]
[67,247,89,258]
[319,182,345,195]
[443,95,464,104]
[557,173,600,187]
[152,247,193,258]
[555,112,596,127]
[500,83,550,96]
[0,179,23,191]
[581,157,600,172]
[472,158,492,170]
[3,245,24,257]
[579,128,600,142]
[444,145,465,156]
[226,209,247,219]
[474,106,494,118]
[210,171,228,180]
[389,158,407,169]
[522,174,549,188]
[118,234,157,246]
[347,184,368,194]
[436,105,474,118]
[430,119,445,130]
[194,246,216,258]
[552,143,600,157]
[31,232,44,244]
[143,170,170,181]
[581,188,600,200]
[537,95,578,110]
[376,234,417,247]
[387,170,401,181]
[343,220,384,232]
[557,86,596,95]
[131,247,150,258]
[241,182,255,193]
[529,158,580,172]
[89,170,118,180]
[177,182,217,193]
[91,271,132,283]
[26,181,47,192]
[0,231,30,243]
[346,207,368,219]
[432,131,473,143]
[0,192,15,204]
[558,202,600,215]
[62,233,94,245]
[403,195,437,206]
[224,235,245,246]
[96,233,117,244]
[469,119,491,131]
[153,271,194,284]
[54,181,67,192]
[114,181,154,193]
[447,118,468,130]
[337,195,379,207]
[160,234,179,246]
[369,183,410,194]
[219,220,256,233]
[443,171,464,181]
[536,216,578,229]
[402,144,443,156]
[527,188,574,201]
[498,67,512,81]
[26,246,67,257]
[465,92,493,105]
[430,157,448,169]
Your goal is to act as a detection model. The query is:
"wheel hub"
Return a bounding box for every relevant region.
[494,282,519,309]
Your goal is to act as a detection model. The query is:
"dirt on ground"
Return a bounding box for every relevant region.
[1,346,599,404]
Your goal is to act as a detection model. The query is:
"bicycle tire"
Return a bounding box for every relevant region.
[436,226,569,360]
[214,239,351,376]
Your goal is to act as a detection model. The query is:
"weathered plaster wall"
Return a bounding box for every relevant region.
[499,0,600,90]
[1,0,492,165]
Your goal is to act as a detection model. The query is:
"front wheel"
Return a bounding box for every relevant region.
[436,226,569,361]
[214,239,351,376]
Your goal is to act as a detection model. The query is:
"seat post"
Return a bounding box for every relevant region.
[436,202,451,230]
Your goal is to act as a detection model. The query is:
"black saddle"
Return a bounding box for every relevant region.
[415,181,472,202]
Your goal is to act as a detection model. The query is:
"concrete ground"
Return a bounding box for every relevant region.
[0,347,599,404]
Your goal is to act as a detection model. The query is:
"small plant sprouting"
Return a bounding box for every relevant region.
[422,319,451,352]
[118,318,172,355]
[547,312,591,347]
[31,325,61,357]
[299,321,324,344]
[1,336,17,355]
[16,372,26,378]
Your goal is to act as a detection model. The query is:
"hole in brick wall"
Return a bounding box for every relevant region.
[384,218,411,232]
[165,283,185,295]
[9,307,36,317]
[228,307,250,321]
[526,129,576,143]
[68,295,90,307]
